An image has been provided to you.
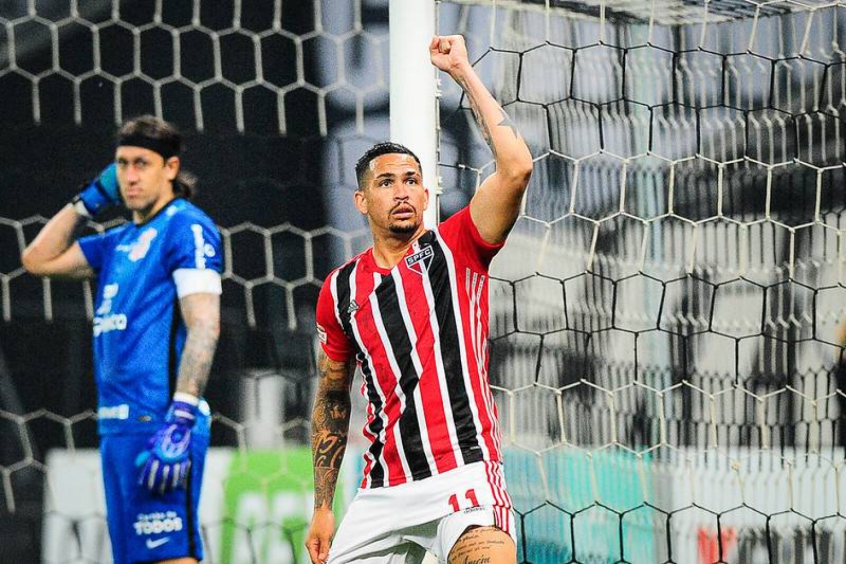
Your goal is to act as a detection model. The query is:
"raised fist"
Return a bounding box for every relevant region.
[429,35,470,75]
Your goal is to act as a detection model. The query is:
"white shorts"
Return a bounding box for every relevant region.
[328,461,515,564]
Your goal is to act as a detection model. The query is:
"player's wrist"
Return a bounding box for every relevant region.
[71,195,93,218]
[447,59,475,81]
[173,391,199,406]
[73,164,120,218]
[168,392,199,426]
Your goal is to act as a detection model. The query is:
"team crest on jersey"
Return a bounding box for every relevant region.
[128,228,158,262]
[404,245,434,274]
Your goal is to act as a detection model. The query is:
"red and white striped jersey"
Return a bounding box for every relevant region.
[316,207,504,489]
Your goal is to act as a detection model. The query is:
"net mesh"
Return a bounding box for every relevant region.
[0,2,379,562]
[1,0,845,562]
[0,0,388,136]
[439,0,846,562]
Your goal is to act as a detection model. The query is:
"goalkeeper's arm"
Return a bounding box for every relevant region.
[137,291,220,494]
[21,164,122,279]
[173,291,221,399]
[21,204,94,279]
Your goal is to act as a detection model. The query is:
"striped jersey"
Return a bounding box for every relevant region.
[316,207,504,489]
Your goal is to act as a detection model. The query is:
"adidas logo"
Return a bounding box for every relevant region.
[347,300,360,314]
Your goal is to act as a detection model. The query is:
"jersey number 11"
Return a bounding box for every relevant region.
[448,488,479,512]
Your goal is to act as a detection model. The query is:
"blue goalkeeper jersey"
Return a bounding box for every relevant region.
[78,198,221,435]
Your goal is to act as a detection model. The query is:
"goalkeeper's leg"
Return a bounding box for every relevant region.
[100,437,129,563]
[101,433,209,564]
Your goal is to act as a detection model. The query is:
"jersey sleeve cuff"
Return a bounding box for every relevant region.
[76,236,99,270]
[320,341,352,363]
[173,268,223,298]
[464,207,506,252]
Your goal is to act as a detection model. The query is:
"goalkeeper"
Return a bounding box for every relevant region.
[21,116,221,564]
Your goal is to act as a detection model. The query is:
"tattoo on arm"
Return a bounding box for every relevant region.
[175,294,220,398]
[312,354,353,510]
[456,75,522,160]
[497,109,520,139]
[456,75,498,159]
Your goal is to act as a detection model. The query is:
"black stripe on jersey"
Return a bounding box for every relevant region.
[360,366,386,488]
[425,234,484,465]
[335,261,387,487]
[334,261,356,338]
[374,273,432,480]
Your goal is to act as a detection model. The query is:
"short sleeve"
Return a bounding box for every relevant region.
[437,206,505,269]
[316,272,355,362]
[78,227,122,272]
[164,211,223,274]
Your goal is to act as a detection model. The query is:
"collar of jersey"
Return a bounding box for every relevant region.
[132,197,182,227]
[365,230,436,274]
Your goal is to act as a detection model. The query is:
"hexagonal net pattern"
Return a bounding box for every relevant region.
[440,0,846,562]
[0,1,386,562]
[0,0,844,562]
[1,217,378,562]
[0,0,385,135]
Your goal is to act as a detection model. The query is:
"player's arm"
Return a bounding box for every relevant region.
[175,291,221,397]
[21,163,122,279]
[306,349,354,564]
[137,290,221,495]
[430,35,533,244]
[21,204,94,279]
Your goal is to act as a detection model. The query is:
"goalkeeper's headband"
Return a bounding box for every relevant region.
[117,134,180,160]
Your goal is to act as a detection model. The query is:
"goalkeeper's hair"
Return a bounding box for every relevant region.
[117,115,197,199]
[355,142,422,190]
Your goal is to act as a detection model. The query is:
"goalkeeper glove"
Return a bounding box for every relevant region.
[136,393,198,495]
[72,163,120,218]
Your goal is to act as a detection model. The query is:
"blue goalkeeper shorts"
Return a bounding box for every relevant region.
[100,431,209,564]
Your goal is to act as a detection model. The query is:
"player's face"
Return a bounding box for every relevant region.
[355,154,428,236]
[115,146,179,217]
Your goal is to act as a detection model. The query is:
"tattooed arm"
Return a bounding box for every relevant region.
[430,35,533,244]
[311,350,353,509]
[306,349,354,564]
[175,292,221,397]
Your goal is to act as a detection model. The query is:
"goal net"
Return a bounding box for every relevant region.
[0,2,377,563]
[0,0,843,563]
[438,0,846,562]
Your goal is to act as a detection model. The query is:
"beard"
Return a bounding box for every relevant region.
[388,219,419,234]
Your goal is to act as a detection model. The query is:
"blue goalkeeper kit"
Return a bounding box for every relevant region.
[78,198,221,564]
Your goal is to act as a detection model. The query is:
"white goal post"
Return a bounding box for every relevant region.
[389,0,440,228]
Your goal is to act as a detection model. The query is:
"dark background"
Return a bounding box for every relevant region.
[0,2,391,561]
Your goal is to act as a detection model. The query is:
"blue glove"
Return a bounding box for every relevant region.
[73,163,120,217]
[136,394,198,495]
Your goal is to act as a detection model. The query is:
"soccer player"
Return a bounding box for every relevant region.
[21,116,221,564]
[305,35,533,564]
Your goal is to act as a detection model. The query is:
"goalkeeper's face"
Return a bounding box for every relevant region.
[115,146,179,216]
[356,154,428,237]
